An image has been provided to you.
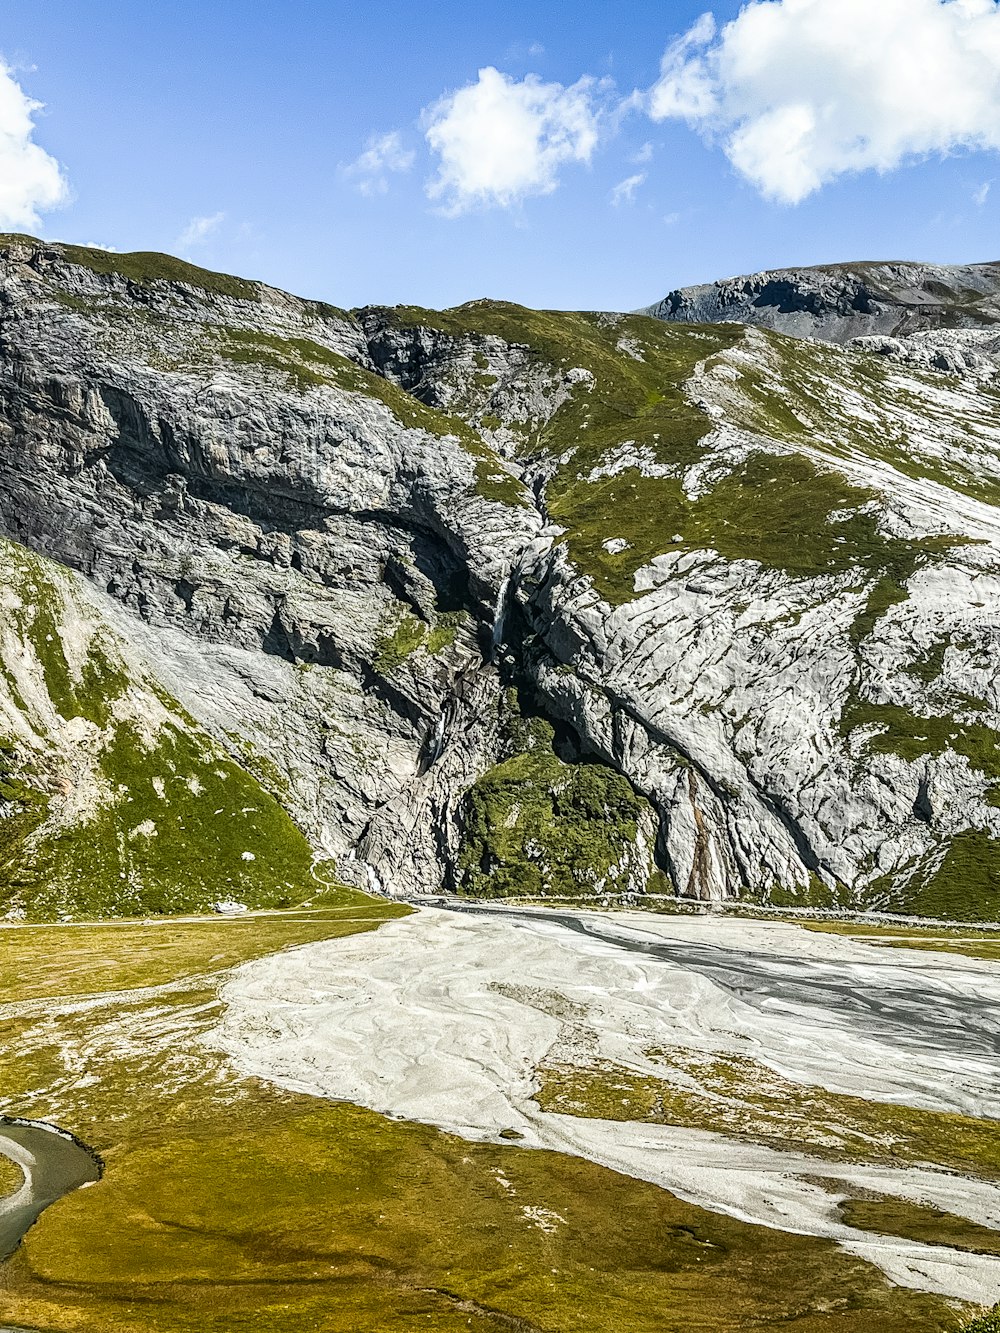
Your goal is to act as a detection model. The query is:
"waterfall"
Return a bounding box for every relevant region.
[491,573,511,659]
[365,863,385,896]
[427,711,447,766]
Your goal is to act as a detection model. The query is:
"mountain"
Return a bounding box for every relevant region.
[1,234,1000,919]
[643,259,1000,346]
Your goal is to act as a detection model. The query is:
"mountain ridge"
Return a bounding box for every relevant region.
[643,258,1000,345]
[0,235,999,918]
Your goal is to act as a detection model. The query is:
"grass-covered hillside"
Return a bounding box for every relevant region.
[0,537,323,920]
[370,297,1000,917]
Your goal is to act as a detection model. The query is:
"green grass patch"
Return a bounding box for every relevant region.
[458,716,652,898]
[839,1194,1000,1257]
[843,704,1000,776]
[14,720,322,920]
[0,898,405,1004]
[719,329,1000,509]
[960,1307,1000,1332]
[372,613,427,673]
[865,833,1000,924]
[377,304,745,595]
[0,1153,22,1197]
[28,238,264,303]
[537,1047,1000,1181]
[0,540,329,921]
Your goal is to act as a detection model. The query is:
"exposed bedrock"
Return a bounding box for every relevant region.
[0,236,998,916]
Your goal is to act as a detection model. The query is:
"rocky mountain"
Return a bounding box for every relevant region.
[643,259,1000,346]
[1,234,1000,920]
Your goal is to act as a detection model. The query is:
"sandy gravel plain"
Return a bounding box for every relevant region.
[211,906,1000,1305]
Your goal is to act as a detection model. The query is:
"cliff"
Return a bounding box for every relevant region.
[1,236,999,918]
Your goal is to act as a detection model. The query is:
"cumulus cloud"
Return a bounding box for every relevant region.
[177,211,225,250]
[0,61,67,230]
[344,131,415,197]
[649,0,1000,204]
[423,66,603,213]
[610,172,646,205]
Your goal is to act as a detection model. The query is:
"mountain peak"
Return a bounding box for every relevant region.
[643,258,1000,343]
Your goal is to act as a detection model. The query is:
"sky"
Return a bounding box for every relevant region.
[3,0,1000,312]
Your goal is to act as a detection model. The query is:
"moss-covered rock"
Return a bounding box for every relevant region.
[456,717,655,899]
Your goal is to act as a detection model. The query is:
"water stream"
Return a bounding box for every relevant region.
[0,1119,101,1262]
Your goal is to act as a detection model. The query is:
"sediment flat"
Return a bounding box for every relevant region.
[211,905,1000,1305]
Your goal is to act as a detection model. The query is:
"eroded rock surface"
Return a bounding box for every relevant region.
[643,259,1000,344]
[0,236,999,917]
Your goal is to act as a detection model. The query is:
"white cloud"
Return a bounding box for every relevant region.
[663,211,682,226]
[649,0,1000,204]
[423,66,604,213]
[632,141,655,165]
[610,172,646,205]
[505,40,546,61]
[344,131,415,197]
[0,61,67,230]
[178,212,225,250]
[974,179,992,204]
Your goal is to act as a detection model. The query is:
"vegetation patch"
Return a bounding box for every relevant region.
[536,1048,1000,1181]
[457,715,653,898]
[0,896,405,1005]
[716,329,1000,508]
[838,1194,1000,1257]
[0,1153,22,1197]
[864,833,1000,924]
[35,239,264,304]
[961,1307,1000,1332]
[373,612,429,675]
[16,720,321,920]
[426,610,466,655]
[0,543,325,921]
[379,304,746,594]
[744,873,856,913]
[843,702,1000,772]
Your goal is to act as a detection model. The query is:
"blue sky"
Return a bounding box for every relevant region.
[3,0,1000,311]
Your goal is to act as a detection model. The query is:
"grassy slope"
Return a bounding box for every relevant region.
[381,303,746,602]
[0,906,961,1333]
[710,329,1000,507]
[0,539,323,920]
[377,304,973,611]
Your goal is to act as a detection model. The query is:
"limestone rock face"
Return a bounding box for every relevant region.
[1,237,1000,918]
[643,260,1000,345]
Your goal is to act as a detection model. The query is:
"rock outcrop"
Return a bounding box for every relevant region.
[643,260,1000,344]
[1,236,999,919]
